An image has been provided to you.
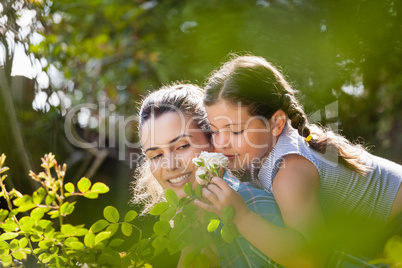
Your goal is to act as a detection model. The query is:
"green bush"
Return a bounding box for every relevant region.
[0,153,238,268]
[0,153,153,267]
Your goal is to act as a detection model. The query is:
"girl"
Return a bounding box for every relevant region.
[132,83,284,267]
[195,55,402,267]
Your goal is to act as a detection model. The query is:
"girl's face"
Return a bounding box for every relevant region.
[140,112,214,199]
[205,100,276,170]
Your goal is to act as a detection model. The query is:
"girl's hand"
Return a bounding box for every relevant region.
[194,177,251,224]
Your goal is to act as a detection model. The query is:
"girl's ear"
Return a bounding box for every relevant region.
[271,110,287,137]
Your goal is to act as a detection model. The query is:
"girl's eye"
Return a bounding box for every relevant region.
[211,130,219,135]
[232,130,244,135]
[177,144,190,150]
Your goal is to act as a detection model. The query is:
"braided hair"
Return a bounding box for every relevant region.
[204,55,369,174]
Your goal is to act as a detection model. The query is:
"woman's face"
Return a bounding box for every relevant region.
[140,111,214,199]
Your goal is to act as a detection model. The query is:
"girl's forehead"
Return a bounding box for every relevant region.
[205,100,252,124]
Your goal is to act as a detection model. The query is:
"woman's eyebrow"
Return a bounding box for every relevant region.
[144,134,192,153]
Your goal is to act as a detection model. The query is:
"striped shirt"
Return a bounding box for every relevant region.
[219,173,391,267]
[258,122,402,256]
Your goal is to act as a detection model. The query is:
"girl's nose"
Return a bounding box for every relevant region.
[213,131,231,149]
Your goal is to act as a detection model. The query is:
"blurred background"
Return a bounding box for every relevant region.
[1,0,401,265]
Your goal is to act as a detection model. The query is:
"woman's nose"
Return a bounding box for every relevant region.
[213,131,231,149]
[165,153,180,170]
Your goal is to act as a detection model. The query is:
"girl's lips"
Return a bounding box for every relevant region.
[224,154,237,160]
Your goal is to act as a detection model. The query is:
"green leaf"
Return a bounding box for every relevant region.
[194,253,209,268]
[184,182,193,197]
[103,206,119,223]
[60,201,76,216]
[149,202,169,216]
[33,188,46,204]
[94,231,111,245]
[109,238,124,247]
[221,206,235,224]
[2,219,19,232]
[77,177,91,193]
[64,182,75,193]
[160,206,177,221]
[0,232,18,241]
[167,239,184,254]
[106,223,119,237]
[221,224,238,244]
[124,210,138,222]
[183,251,197,268]
[47,210,60,219]
[207,219,220,232]
[152,236,168,255]
[19,237,28,248]
[83,192,99,199]
[12,251,25,260]
[38,240,52,249]
[38,219,52,230]
[67,241,84,250]
[195,184,203,198]
[91,182,109,193]
[121,222,133,236]
[14,195,36,212]
[182,203,197,216]
[165,189,179,207]
[90,219,109,233]
[61,224,75,236]
[153,221,170,236]
[84,232,95,248]
[0,209,9,222]
[45,195,55,205]
[31,207,49,221]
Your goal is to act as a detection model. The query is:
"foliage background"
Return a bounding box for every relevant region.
[1,0,401,266]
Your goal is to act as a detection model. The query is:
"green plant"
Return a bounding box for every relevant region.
[0,153,154,267]
[368,235,402,268]
[0,153,239,268]
[148,182,238,268]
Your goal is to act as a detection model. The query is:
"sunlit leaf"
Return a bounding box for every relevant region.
[90,219,109,233]
[77,177,91,193]
[121,222,133,236]
[124,210,137,222]
[207,219,220,232]
[153,221,170,237]
[149,202,169,216]
[103,206,119,223]
[165,189,179,207]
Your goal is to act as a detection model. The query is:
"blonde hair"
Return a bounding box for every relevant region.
[130,83,210,214]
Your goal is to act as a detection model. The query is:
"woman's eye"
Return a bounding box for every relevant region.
[150,154,162,160]
[232,130,244,135]
[211,130,219,135]
[177,144,190,150]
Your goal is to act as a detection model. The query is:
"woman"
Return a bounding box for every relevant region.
[132,83,284,267]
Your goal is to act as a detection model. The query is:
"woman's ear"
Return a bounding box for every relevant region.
[270,110,287,137]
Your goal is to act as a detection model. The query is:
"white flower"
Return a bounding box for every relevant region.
[192,152,229,185]
[196,152,229,171]
[195,166,209,185]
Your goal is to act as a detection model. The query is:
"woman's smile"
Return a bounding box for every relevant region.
[167,172,192,186]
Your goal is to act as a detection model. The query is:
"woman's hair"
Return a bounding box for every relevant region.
[131,83,211,213]
[204,55,369,174]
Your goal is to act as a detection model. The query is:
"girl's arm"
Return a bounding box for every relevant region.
[194,154,327,268]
